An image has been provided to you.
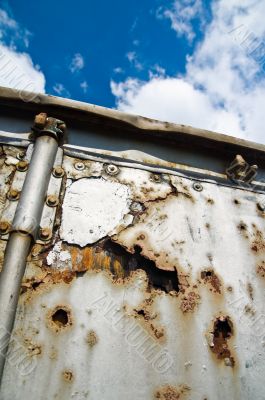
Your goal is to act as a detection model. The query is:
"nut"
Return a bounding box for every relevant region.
[8,189,20,201]
[74,162,85,171]
[53,166,65,178]
[193,182,203,192]
[0,221,10,235]
[17,160,29,172]
[46,195,59,207]
[16,151,25,160]
[34,113,47,128]
[39,227,52,241]
[105,164,119,176]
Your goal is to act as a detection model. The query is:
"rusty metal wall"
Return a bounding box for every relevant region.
[1,141,265,399]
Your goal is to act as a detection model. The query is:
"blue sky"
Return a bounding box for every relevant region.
[0,0,265,143]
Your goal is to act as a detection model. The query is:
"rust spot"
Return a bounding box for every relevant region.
[47,305,73,332]
[207,198,214,204]
[238,222,247,231]
[201,269,222,294]
[257,260,265,278]
[251,227,265,253]
[207,316,235,367]
[180,291,200,313]
[24,339,42,356]
[247,283,254,300]
[244,304,255,316]
[234,199,240,205]
[154,384,190,399]
[86,330,98,348]
[62,370,74,383]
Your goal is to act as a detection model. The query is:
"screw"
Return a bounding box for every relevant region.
[34,113,47,129]
[39,227,51,241]
[8,189,20,201]
[151,174,161,183]
[257,202,265,212]
[105,164,119,176]
[16,151,25,160]
[0,221,10,235]
[53,166,65,178]
[74,162,85,171]
[17,160,29,172]
[46,195,59,207]
[193,182,203,192]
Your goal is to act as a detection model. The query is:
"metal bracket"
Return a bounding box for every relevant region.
[226,155,258,184]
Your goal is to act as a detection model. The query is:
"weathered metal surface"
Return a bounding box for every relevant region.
[0,152,265,399]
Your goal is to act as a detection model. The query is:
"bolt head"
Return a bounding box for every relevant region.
[17,160,29,172]
[74,162,85,171]
[8,189,20,201]
[0,221,10,235]
[151,174,162,183]
[105,164,119,176]
[39,227,51,240]
[16,151,25,160]
[193,182,203,192]
[53,166,65,178]
[46,195,59,207]
[34,113,47,129]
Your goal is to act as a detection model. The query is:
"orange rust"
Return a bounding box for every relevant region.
[180,291,200,313]
[47,305,73,333]
[62,370,74,383]
[86,330,98,348]
[247,283,254,300]
[201,269,222,294]
[207,316,235,367]
[250,227,265,253]
[154,384,190,399]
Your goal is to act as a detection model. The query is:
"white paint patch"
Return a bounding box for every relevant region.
[60,178,132,246]
[46,241,72,269]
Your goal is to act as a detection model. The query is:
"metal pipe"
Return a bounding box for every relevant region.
[0,133,59,382]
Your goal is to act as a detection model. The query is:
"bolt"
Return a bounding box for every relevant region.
[105,164,119,176]
[74,162,85,171]
[16,151,25,160]
[53,166,65,178]
[34,113,47,129]
[39,227,51,241]
[17,160,29,172]
[8,189,20,201]
[151,174,161,183]
[46,195,59,207]
[0,221,10,235]
[257,202,265,212]
[193,182,203,192]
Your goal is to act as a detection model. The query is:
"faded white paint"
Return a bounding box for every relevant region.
[60,178,132,246]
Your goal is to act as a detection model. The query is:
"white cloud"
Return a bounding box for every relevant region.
[52,83,70,97]
[80,80,88,93]
[0,7,45,98]
[69,53,85,73]
[126,51,143,71]
[111,0,265,143]
[158,0,203,43]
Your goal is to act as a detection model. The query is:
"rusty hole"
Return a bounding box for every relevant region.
[104,240,179,293]
[234,199,240,205]
[52,308,69,327]
[209,316,235,366]
[238,222,247,231]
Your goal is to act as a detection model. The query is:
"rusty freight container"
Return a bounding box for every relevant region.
[0,86,264,400]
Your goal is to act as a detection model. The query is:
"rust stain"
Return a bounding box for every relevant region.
[207,315,235,367]
[201,269,222,294]
[250,226,265,253]
[23,338,42,357]
[62,370,74,383]
[180,291,200,313]
[154,384,190,399]
[86,330,98,348]
[247,282,254,300]
[257,260,265,278]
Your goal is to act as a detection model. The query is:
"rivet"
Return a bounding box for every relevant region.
[150,174,161,183]
[17,160,29,172]
[8,189,20,201]
[46,195,59,207]
[0,221,10,235]
[16,151,25,160]
[74,162,85,171]
[53,166,65,178]
[39,227,52,241]
[193,182,203,192]
[105,164,119,176]
[257,202,265,212]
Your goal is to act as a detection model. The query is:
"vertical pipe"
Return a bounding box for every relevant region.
[0,134,59,382]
